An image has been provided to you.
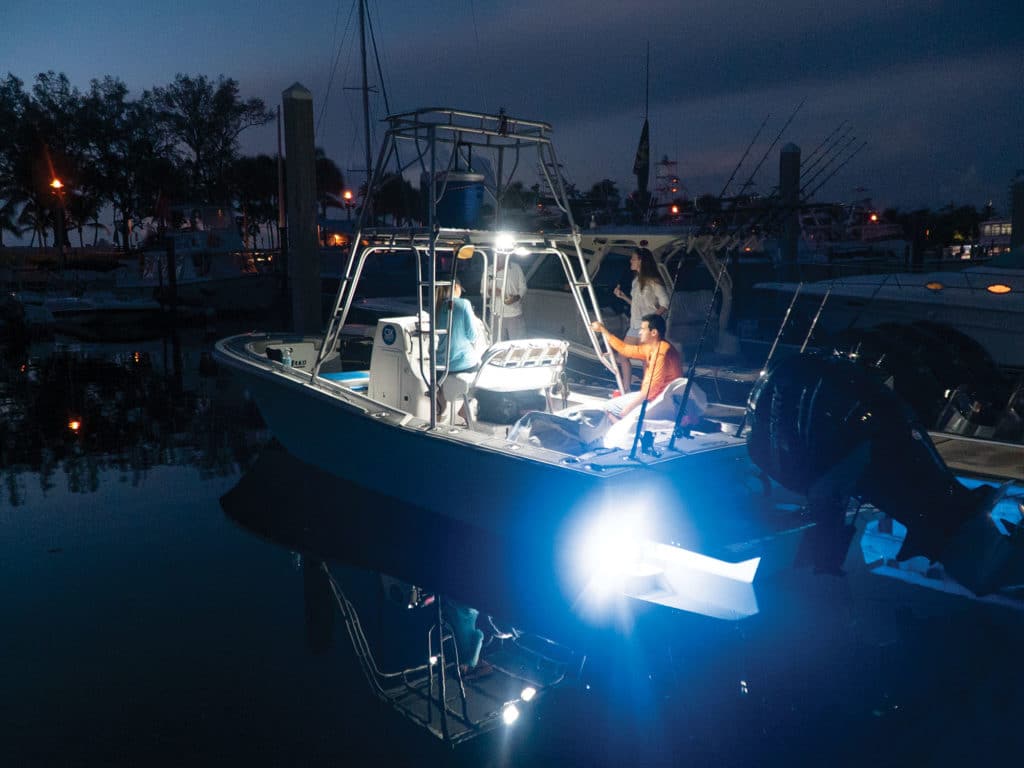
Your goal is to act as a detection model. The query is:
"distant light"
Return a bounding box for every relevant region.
[986,283,1012,294]
[520,686,537,702]
[342,189,353,201]
[495,232,516,251]
[670,204,680,215]
[68,419,81,432]
[924,281,944,291]
[502,703,520,725]
[869,213,879,222]
[50,178,64,190]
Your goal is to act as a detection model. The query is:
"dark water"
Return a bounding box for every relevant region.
[2,330,1023,767]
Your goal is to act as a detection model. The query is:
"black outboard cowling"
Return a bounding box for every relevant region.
[747,352,1021,594]
[828,321,1018,441]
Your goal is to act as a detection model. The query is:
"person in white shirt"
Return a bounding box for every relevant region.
[612,247,669,391]
[481,253,527,340]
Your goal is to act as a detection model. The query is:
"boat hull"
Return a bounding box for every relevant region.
[215,333,805,580]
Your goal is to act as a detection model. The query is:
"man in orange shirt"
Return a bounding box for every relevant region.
[591,313,683,420]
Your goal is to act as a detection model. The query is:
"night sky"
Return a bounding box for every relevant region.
[5,0,1023,211]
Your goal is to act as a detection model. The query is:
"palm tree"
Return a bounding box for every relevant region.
[0,197,24,246]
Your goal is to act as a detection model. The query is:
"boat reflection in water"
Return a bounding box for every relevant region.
[221,445,584,747]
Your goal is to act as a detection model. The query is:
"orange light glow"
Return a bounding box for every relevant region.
[343,189,353,201]
[50,178,64,190]
[925,282,944,291]
[869,213,879,222]
[68,419,82,432]
[986,284,1012,294]
[670,204,680,215]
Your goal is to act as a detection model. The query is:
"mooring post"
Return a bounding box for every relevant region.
[282,83,321,334]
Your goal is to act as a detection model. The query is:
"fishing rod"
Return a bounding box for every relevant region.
[628,340,668,460]
[735,98,806,198]
[668,258,731,449]
[800,283,833,353]
[800,134,858,195]
[800,120,847,171]
[804,141,867,200]
[733,281,803,437]
[719,114,769,199]
[800,125,852,180]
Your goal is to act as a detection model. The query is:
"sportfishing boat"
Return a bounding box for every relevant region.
[751,246,1024,370]
[215,108,1024,619]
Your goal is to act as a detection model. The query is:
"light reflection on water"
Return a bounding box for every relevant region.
[2,333,1023,766]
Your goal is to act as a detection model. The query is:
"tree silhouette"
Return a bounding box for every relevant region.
[146,74,273,204]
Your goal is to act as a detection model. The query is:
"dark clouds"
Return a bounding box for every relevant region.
[6,0,1023,210]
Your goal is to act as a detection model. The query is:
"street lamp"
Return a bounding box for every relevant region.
[50,177,67,269]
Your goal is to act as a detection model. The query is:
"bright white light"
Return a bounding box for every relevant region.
[576,511,649,594]
[429,655,438,666]
[520,686,537,702]
[502,703,520,725]
[513,246,531,257]
[495,232,516,251]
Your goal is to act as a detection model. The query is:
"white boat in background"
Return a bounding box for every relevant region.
[752,247,1024,370]
[215,108,1024,620]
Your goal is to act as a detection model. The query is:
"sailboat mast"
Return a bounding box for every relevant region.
[358,0,373,188]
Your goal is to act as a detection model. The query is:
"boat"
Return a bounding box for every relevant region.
[750,246,1024,371]
[215,107,1024,619]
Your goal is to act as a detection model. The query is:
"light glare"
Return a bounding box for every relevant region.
[495,232,516,251]
[502,703,520,725]
[520,686,537,702]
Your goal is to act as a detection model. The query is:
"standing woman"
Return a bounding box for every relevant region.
[611,247,669,391]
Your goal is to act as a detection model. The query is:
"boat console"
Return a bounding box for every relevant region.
[367,315,435,420]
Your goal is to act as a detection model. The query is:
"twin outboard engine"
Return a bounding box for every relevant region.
[746,352,1022,595]
[829,321,1022,442]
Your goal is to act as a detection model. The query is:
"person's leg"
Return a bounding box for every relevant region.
[504,314,526,340]
[605,391,643,420]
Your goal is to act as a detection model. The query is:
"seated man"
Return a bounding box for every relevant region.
[591,313,683,421]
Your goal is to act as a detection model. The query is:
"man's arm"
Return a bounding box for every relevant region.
[590,321,644,359]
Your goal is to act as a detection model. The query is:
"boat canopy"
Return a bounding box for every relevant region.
[314,108,624,426]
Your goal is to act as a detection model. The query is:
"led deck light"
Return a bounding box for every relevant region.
[502,703,520,725]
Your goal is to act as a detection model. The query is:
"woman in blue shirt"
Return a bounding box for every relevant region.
[436,277,481,373]
[436,278,482,422]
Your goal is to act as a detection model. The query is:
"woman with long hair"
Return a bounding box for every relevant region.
[435,277,482,421]
[612,247,669,391]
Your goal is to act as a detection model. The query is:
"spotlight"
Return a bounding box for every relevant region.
[520,686,537,702]
[502,703,520,725]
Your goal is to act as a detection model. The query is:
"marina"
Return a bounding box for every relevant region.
[4,1,1024,763]
[3,333,1024,765]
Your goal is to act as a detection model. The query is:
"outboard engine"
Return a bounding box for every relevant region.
[829,321,1019,441]
[746,352,1023,594]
